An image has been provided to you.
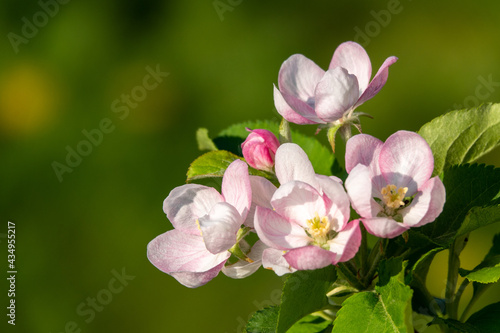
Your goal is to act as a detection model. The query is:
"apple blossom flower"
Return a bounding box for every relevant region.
[241,128,280,172]
[273,41,397,126]
[344,131,446,239]
[147,159,254,288]
[254,143,362,271]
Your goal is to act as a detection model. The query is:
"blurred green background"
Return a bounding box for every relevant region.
[1,0,499,332]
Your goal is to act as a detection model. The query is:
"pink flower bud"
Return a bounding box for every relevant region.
[241,128,280,171]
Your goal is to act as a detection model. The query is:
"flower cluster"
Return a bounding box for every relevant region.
[147,41,445,288]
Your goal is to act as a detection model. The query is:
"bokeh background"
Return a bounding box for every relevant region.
[1,0,500,332]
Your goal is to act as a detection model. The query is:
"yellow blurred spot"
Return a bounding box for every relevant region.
[0,63,60,137]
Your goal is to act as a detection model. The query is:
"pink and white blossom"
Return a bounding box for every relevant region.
[147,160,253,288]
[274,41,397,125]
[254,143,362,271]
[242,128,280,172]
[344,131,446,239]
[243,175,277,229]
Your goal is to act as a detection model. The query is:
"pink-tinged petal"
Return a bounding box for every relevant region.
[362,217,409,239]
[254,206,310,250]
[222,260,262,279]
[329,41,372,94]
[275,143,319,190]
[244,176,277,228]
[147,229,230,273]
[280,89,326,123]
[317,174,343,184]
[317,175,350,231]
[169,261,225,288]
[278,54,325,103]
[243,141,275,171]
[416,177,446,227]
[401,176,446,227]
[314,67,360,122]
[222,240,267,278]
[271,181,327,228]
[355,56,398,108]
[242,129,280,171]
[222,159,252,220]
[262,248,296,276]
[274,86,318,125]
[284,246,336,270]
[198,202,242,254]
[379,131,434,195]
[328,220,362,263]
[164,184,223,235]
[247,240,268,261]
[345,134,383,173]
[250,129,280,154]
[345,164,383,218]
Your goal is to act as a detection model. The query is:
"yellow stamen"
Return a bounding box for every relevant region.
[306,213,330,240]
[195,219,203,235]
[381,184,408,209]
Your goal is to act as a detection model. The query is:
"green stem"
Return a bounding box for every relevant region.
[445,234,468,323]
[337,262,364,291]
[363,238,386,287]
[366,238,381,267]
[360,224,368,278]
[345,260,359,277]
[452,278,469,319]
[411,273,444,318]
[459,282,492,322]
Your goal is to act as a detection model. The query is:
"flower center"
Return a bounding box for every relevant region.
[306,213,332,247]
[381,184,408,209]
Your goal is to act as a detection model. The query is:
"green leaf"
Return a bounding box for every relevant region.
[460,262,500,284]
[215,120,335,177]
[456,205,500,238]
[406,247,446,316]
[407,247,445,286]
[386,229,440,271]
[431,317,479,333]
[196,128,218,151]
[332,258,414,333]
[186,150,274,182]
[287,315,332,333]
[246,306,279,333]
[459,235,500,321]
[418,103,500,176]
[276,266,337,333]
[460,233,500,284]
[466,301,500,333]
[418,164,500,246]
